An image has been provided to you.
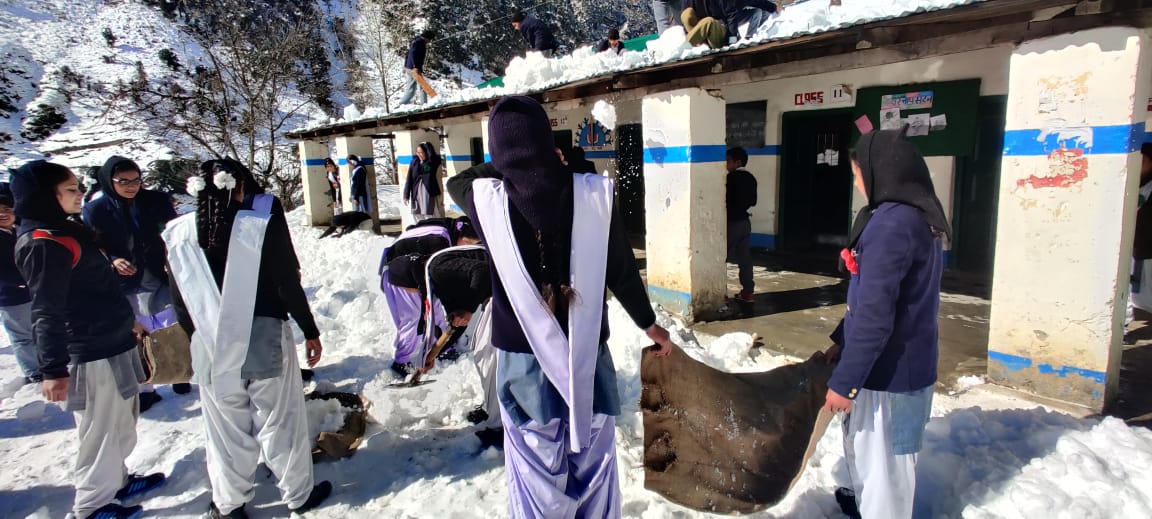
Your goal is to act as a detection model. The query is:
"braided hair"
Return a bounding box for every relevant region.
[195,159,263,259]
[535,228,577,315]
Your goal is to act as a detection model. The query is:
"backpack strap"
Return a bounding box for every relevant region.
[31,230,81,268]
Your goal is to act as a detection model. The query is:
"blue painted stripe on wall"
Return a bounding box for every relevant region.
[988,350,1106,384]
[448,203,464,213]
[584,150,617,159]
[647,285,691,313]
[484,153,492,162]
[337,157,376,166]
[1003,123,1144,156]
[749,233,775,250]
[747,145,781,156]
[446,155,473,162]
[301,159,328,166]
[397,155,414,166]
[643,145,727,165]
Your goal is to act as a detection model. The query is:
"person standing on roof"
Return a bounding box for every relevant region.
[597,28,626,55]
[651,0,685,34]
[399,30,435,107]
[511,11,559,58]
[682,0,779,49]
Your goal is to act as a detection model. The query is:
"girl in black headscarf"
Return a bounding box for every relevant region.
[403,141,444,222]
[822,128,949,519]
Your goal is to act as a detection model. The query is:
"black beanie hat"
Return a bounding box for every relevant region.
[488,96,571,233]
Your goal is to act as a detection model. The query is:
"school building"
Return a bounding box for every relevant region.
[288,0,1152,414]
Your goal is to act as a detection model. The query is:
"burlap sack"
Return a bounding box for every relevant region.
[139,324,193,385]
[642,344,834,515]
[309,392,371,462]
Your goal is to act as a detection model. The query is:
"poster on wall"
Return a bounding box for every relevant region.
[880,108,902,130]
[930,114,948,132]
[906,113,930,136]
[881,91,934,110]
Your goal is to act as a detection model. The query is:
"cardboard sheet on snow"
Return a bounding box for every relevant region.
[308,392,372,462]
[641,345,834,515]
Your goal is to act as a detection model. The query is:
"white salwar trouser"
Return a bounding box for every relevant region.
[73,359,138,518]
[842,389,918,519]
[202,324,313,514]
[501,409,621,519]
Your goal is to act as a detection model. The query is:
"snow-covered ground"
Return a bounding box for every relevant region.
[1,206,1151,518]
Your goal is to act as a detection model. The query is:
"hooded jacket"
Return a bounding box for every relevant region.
[517,15,559,52]
[11,161,138,379]
[447,98,656,354]
[81,155,177,292]
[828,129,945,398]
[0,182,31,307]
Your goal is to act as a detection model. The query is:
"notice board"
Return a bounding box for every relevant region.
[853,79,981,157]
[727,101,767,149]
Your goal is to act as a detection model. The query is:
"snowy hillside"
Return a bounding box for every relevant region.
[1,206,1152,518]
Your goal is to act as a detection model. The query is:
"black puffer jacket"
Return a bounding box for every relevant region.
[12,161,137,379]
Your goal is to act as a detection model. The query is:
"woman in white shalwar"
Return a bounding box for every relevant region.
[164,159,331,519]
[448,97,676,519]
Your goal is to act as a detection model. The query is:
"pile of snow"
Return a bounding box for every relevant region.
[2,202,1152,518]
[305,398,351,440]
[293,0,987,135]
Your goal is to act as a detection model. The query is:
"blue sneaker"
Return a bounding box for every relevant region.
[84,503,143,519]
[115,472,165,500]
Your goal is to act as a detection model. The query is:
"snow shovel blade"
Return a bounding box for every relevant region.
[385,379,435,389]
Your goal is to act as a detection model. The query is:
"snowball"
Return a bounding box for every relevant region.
[591,100,616,130]
[343,104,362,121]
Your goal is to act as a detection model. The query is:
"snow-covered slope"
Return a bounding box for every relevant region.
[1,205,1151,518]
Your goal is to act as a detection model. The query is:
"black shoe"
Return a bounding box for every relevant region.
[437,346,461,362]
[465,406,489,425]
[138,391,163,413]
[390,362,413,378]
[172,383,192,394]
[83,503,143,519]
[290,480,332,514]
[115,472,166,500]
[208,502,249,519]
[24,375,42,385]
[300,369,315,382]
[835,487,862,519]
[475,427,504,449]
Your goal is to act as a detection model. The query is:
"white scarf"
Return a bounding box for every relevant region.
[473,174,613,452]
[163,194,275,396]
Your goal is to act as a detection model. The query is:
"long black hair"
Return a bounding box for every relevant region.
[195,159,263,259]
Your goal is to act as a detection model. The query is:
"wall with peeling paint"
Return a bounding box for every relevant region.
[988,27,1151,412]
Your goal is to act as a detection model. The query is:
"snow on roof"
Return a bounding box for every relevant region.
[292,0,986,136]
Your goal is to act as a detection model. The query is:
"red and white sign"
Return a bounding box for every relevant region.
[793,84,853,107]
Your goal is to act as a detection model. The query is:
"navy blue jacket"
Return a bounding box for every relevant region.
[82,190,176,291]
[404,36,428,73]
[518,16,558,52]
[0,228,31,307]
[828,202,942,397]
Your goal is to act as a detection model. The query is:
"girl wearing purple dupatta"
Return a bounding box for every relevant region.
[447,97,675,519]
